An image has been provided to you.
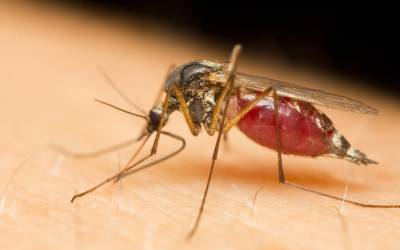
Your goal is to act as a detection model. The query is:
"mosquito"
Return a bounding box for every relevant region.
[69,44,399,238]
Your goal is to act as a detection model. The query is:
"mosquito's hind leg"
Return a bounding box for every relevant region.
[271,90,400,208]
[273,90,285,183]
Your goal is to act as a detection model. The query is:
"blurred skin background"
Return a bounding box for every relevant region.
[1,2,400,250]
[52,1,399,97]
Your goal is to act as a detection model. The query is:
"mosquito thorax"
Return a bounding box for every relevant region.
[163,60,227,131]
[165,60,224,89]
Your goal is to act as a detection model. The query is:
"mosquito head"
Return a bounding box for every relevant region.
[146,105,165,134]
[165,60,224,88]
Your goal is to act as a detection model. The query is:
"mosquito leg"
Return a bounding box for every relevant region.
[71,100,158,202]
[283,181,400,208]
[206,45,242,136]
[273,90,285,183]
[187,87,233,239]
[170,84,200,135]
[226,44,243,74]
[151,84,173,155]
[187,44,241,239]
[115,65,176,182]
[206,79,233,136]
[117,82,195,182]
[136,65,176,134]
[113,135,150,183]
[119,131,186,179]
[72,82,177,202]
[71,131,186,203]
[110,154,123,207]
[71,150,153,202]
[219,88,276,207]
[271,92,400,208]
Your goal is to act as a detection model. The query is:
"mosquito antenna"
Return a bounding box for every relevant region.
[152,64,176,106]
[46,98,150,159]
[94,99,149,121]
[98,66,147,115]
[49,98,149,159]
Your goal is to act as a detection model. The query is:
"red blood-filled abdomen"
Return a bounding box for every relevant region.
[228,91,335,156]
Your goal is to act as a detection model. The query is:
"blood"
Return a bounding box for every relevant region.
[228,91,337,157]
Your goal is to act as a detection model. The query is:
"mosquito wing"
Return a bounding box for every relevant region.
[234,73,378,115]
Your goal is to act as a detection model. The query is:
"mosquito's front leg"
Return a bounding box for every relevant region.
[151,83,174,155]
[70,152,153,202]
[169,84,200,136]
[152,82,201,155]
[187,44,242,239]
[206,45,243,136]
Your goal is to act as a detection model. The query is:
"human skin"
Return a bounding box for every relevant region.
[1,3,400,250]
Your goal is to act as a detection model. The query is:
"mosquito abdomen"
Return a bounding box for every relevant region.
[228,90,373,163]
